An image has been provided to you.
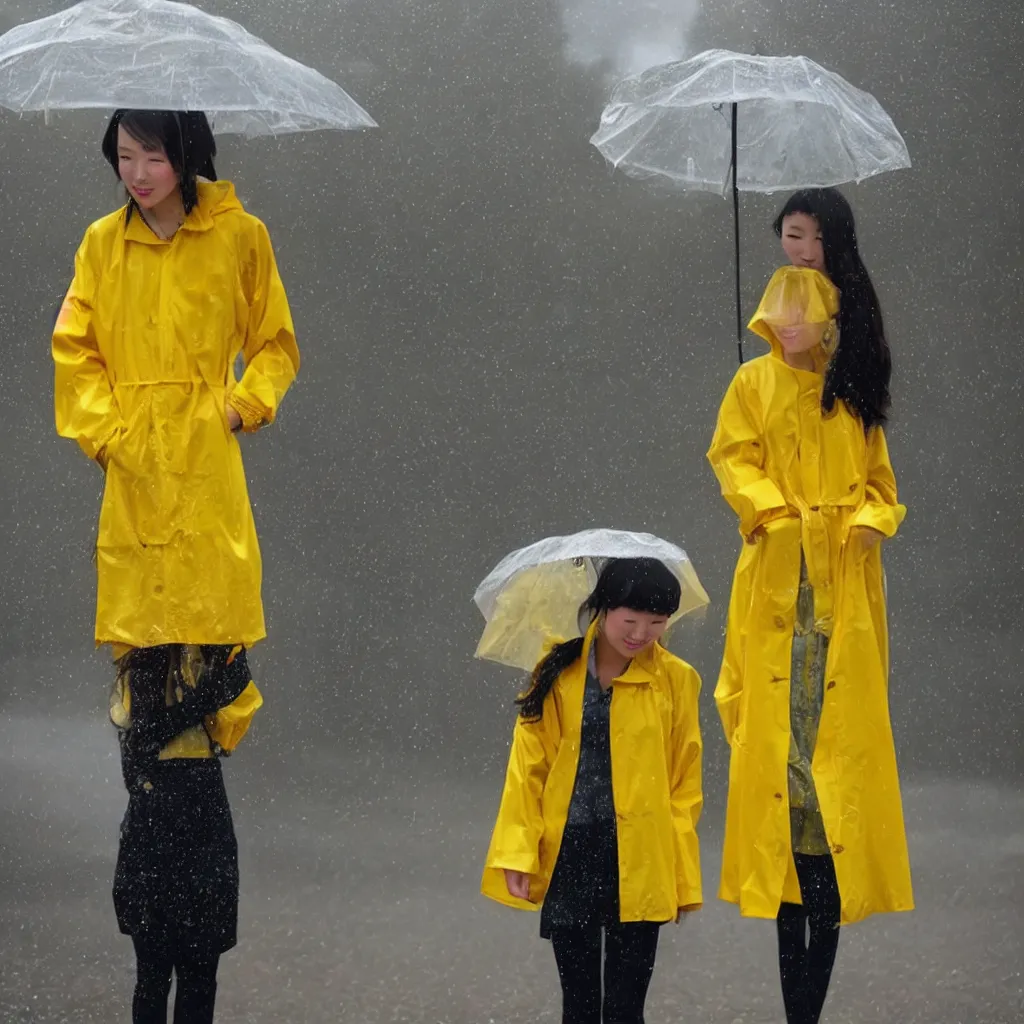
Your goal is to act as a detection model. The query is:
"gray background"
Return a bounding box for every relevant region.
[1,0,1021,1021]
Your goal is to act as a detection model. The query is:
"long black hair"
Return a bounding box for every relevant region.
[515,557,682,721]
[101,109,217,223]
[774,188,891,431]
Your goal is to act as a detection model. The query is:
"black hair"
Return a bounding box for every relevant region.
[101,109,217,223]
[774,188,892,431]
[515,557,681,721]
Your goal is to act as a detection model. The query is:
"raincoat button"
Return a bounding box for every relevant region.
[810,505,820,512]
[848,483,857,492]
[832,844,845,855]
[827,680,836,690]
[773,615,786,630]
[774,792,783,800]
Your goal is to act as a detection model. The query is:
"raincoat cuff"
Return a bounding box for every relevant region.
[850,501,906,539]
[227,386,271,433]
[676,889,703,910]
[736,479,788,537]
[485,849,541,875]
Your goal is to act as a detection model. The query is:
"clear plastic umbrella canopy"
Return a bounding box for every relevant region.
[473,528,710,672]
[591,48,909,194]
[0,0,377,136]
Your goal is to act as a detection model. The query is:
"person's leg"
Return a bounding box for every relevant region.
[795,854,841,1024]
[776,901,810,1024]
[550,926,602,1024]
[131,938,173,1024]
[172,954,220,1024]
[602,922,660,1024]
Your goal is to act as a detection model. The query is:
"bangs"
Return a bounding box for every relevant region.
[592,558,682,618]
[119,110,174,152]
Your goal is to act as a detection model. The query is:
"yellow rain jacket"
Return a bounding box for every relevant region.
[109,645,264,759]
[481,622,703,920]
[53,180,299,649]
[707,267,913,925]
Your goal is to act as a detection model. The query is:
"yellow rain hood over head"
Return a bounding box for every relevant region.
[748,266,840,347]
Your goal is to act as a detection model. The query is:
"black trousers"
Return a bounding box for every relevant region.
[549,922,661,1024]
[132,937,220,1024]
[776,853,841,1024]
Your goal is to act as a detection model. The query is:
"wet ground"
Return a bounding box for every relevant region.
[1,712,1021,1023]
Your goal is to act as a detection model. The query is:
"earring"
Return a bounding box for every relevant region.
[822,321,839,356]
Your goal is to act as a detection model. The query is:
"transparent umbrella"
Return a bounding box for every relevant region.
[473,528,710,672]
[591,49,910,362]
[0,0,377,136]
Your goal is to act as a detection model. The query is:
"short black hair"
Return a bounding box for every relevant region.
[101,109,217,219]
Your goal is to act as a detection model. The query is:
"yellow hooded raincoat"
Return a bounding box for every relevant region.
[481,622,703,921]
[53,180,299,649]
[707,267,913,925]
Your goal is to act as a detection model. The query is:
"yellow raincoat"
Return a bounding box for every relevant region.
[53,180,299,648]
[707,267,913,925]
[481,622,703,920]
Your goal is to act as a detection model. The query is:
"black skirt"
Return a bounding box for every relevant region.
[540,819,620,938]
[113,757,238,958]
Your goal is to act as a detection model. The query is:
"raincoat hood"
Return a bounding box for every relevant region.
[748,266,839,364]
[124,178,246,243]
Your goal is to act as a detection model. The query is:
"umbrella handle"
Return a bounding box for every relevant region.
[732,102,743,365]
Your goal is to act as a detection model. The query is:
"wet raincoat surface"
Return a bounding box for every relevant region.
[481,622,703,921]
[707,289,913,925]
[53,179,299,649]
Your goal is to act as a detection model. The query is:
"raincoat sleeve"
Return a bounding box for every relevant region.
[481,700,560,910]
[227,220,300,433]
[52,227,124,467]
[669,661,703,910]
[707,370,791,540]
[849,426,907,538]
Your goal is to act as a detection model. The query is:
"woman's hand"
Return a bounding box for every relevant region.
[226,403,243,433]
[504,869,532,901]
[849,525,884,558]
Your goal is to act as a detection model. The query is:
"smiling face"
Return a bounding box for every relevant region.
[600,606,670,661]
[116,125,179,211]
[780,211,826,272]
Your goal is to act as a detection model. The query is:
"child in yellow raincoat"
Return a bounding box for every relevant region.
[51,108,298,1024]
[708,263,913,1024]
[482,558,703,1023]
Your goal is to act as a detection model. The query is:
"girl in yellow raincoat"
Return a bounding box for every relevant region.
[482,558,703,1024]
[52,109,298,1024]
[708,247,913,1023]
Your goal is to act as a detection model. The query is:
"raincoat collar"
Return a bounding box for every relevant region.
[580,619,658,687]
[123,179,244,245]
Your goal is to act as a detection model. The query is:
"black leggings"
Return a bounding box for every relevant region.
[132,938,220,1024]
[550,922,661,1024]
[776,854,841,1024]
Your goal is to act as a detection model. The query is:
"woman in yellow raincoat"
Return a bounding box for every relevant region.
[708,257,913,1024]
[51,108,298,1024]
[482,557,703,1024]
